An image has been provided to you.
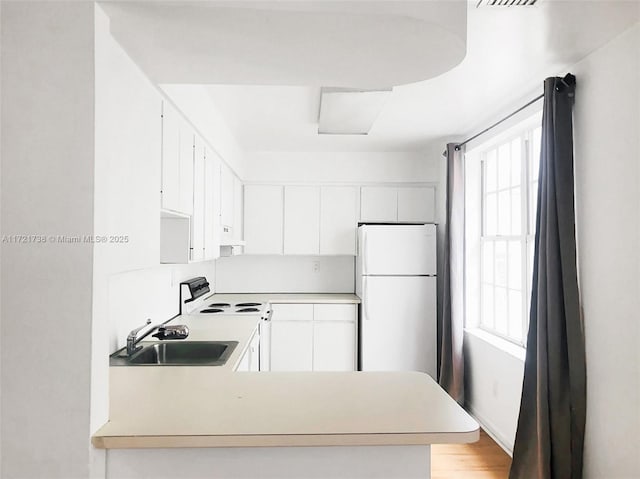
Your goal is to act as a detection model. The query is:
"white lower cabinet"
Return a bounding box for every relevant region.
[269,321,314,371]
[313,321,356,371]
[269,303,356,372]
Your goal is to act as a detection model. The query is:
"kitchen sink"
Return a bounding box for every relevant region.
[110,341,238,366]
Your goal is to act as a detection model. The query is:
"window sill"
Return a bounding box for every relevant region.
[464,328,526,362]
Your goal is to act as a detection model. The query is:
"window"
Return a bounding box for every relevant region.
[466,116,541,346]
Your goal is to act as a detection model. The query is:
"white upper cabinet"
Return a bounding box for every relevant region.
[244,185,284,254]
[320,186,359,255]
[243,183,433,255]
[191,142,205,262]
[160,102,180,212]
[361,186,435,223]
[284,186,320,255]
[220,163,235,235]
[360,186,398,222]
[178,122,194,216]
[233,176,244,242]
[160,101,195,217]
[203,150,220,261]
[397,187,435,223]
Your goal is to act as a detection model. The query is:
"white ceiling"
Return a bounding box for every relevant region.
[102,1,640,152]
[102,1,467,88]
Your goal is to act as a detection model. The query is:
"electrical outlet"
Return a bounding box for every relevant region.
[312,260,320,273]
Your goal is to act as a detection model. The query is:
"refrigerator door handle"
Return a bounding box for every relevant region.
[362,276,370,320]
[361,228,368,275]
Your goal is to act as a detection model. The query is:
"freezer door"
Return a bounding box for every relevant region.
[359,224,436,276]
[360,276,437,377]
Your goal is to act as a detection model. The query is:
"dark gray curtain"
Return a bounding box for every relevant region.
[510,74,586,479]
[439,143,465,405]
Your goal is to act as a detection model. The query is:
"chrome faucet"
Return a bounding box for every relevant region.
[126,319,157,356]
[126,319,190,356]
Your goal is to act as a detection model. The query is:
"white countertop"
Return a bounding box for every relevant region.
[93,369,478,449]
[93,306,478,449]
[205,293,361,304]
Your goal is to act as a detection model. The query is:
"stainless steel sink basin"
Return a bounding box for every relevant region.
[110,341,238,366]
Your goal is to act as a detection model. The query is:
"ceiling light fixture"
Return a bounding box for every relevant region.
[317,88,392,135]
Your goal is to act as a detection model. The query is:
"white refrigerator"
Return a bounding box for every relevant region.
[356,224,437,377]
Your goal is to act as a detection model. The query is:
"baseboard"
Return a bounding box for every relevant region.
[465,406,514,457]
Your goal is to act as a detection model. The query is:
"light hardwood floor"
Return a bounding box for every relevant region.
[431,429,512,479]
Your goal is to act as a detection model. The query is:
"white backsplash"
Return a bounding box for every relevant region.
[108,262,215,351]
[214,255,355,293]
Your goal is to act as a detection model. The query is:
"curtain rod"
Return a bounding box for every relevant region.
[443,73,575,156]
[441,92,543,157]
[452,93,543,152]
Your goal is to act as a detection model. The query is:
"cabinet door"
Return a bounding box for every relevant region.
[313,321,356,371]
[397,186,435,223]
[160,102,180,212]
[269,321,313,371]
[244,185,284,254]
[233,176,244,240]
[203,151,220,260]
[360,186,397,222]
[233,176,243,242]
[220,164,235,231]
[313,304,356,371]
[284,186,320,255]
[211,152,222,256]
[320,186,359,255]
[191,142,205,262]
[178,123,194,215]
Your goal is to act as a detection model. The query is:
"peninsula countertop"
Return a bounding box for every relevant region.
[93,308,478,449]
[92,368,478,449]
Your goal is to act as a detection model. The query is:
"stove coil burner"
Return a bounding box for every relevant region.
[200,308,224,313]
[208,303,231,308]
[236,308,260,313]
[235,302,261,307]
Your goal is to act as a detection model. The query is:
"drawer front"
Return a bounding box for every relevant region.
[271,303,314,321]
[314,304,357,322]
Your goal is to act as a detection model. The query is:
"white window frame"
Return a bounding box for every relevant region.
[464,112,542,348]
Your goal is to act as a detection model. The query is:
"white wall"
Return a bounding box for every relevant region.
[92,0,224,431]
[215,255,354,293]
[244,150,437,184]
[1,3,96,478]
[572,23,640,478]
[462,24,640,475]
[464,332,524,452]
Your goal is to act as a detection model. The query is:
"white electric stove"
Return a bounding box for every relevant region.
[179,277,271,320]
